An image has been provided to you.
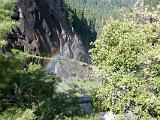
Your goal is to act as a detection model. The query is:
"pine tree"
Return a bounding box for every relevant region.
[0,0,16,47]
[0,0,17,84]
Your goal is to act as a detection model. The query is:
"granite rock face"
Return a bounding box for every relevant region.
[2,0,100,83]
[46,57,104,82]
[6,0,90,63]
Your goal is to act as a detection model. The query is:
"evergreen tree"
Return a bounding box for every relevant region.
[0,0,17,84]
[0,0,16,47]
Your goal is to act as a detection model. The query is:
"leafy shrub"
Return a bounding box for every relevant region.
[90,4,160,119]
[62,113,100,120]
[0,63,57,119]
[92,72,160,118]
[90,17,160,72]
[0,108,35,120]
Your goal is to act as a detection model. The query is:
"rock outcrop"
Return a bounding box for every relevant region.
[2,0,103,83]
[46,57,105,82]
[6,0,90,63]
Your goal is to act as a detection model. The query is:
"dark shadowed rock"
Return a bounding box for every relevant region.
[5,0,91,64]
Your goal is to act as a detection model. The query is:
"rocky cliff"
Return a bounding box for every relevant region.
[0,0,105,82]
[6,0,90,63]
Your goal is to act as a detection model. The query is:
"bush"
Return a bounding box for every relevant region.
[16,64,57,119]
[0,63,57,119]
[62,114,100,120]
[92,72,160,118]
[90,4,160,119]
[0,108,35,120]
[90,17,160,72]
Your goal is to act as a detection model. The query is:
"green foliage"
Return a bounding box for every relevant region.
[0,0,159,119]
[0,108,35,120]
[92,72,160,118]
[0,2,58,118]
[0,63,57,119]
[62,113,100,120]
[62,0,138,32]
[90,17,160,72]
[12,49,53,60]
[63,0,160,31]
[90,4,160,119]
[61,0,139,49]
[74,80,100,93]
[0,0,16,47]
[145,0,160,7]
[0,56,20,84]
[0,1,58,119]
[0,0,18,85]
[61,0,160,49]
[0,0,102,119]
[0,0,81,119]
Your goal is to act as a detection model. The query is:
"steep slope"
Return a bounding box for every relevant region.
[5,0,90,63]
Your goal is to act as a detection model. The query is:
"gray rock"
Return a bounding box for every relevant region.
[100,112,115,120]
[80,102,92,114]
[46,57,105,83]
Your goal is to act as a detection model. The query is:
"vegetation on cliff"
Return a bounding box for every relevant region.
[0,0,160,120]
